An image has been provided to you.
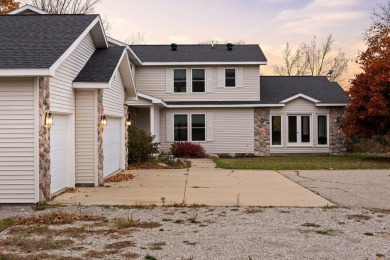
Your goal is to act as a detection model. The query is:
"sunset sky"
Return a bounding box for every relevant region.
[95,0,386,88]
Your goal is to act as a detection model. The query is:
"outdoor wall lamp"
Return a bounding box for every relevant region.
[45,112,53,126]
[260,117,265,123]
[126,116,132,126]
[101,115,107,126]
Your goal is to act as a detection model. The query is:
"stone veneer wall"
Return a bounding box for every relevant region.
[124,104,129,169]
[254,108,270,156]
[39,77,51,202]
[97,89,104,185]
[329,107,347,155]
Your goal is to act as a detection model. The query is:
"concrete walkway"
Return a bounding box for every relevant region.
[52,159,333,207]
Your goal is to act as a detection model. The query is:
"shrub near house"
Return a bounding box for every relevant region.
[128,126,159,164]
[171,142,206,158]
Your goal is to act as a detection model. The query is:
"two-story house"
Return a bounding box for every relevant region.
[0,5,349,204]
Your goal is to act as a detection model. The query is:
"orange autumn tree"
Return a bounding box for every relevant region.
[0,0,20,14]
[342,3,390,138]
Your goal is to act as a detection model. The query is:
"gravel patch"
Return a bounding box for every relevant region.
[279,169,390,209]
[0,205,389,259]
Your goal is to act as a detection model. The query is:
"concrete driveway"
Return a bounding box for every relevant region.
[53,159,333,207]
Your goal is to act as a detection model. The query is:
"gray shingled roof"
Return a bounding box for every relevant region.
[0,14,98,68]
[129,44,267,63]
[165,76,349,106]
[74,47,125,82]
[260,76,349,104]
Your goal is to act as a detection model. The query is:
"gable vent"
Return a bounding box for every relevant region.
[227,43,234,51]
[171,43,178,51]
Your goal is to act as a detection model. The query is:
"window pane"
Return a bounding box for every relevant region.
[192,81,205,92]
[318,115,327,145]
[174,81,186,92]
[174,115,188,141]
[192,114,205,127]
[225,78,235,87]
[272,116,281,145]
[288,116,297,143]
[191,114,205,141]
[225,69,235,78]
[192,69,205,80]
[174,69,186,80]
[301,116,310,143]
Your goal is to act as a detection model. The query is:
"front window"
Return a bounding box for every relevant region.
[192,69,205,92]
[174,69,187,93]
[288,115,311,145]
[191,114,205,141]
[225,69,236,87]
[318,115,328,145]
[174,115,188,141]
[288,116,297,143]
[271,116,282,145]
[301,116,310,143]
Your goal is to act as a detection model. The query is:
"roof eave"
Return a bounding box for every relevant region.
[141,61,267,66]
[0,68,52,77]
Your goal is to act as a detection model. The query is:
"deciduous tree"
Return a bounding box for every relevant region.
[273,34,348,82]
[22,0,101,14]
[0,0,20,14]
[342,2,390,137]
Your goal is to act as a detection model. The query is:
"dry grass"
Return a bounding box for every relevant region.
[347,214,372,221]
[114,217,162,229]
[105,172,135,183]
[13,212,104,225]
[0,236,75,252]
[105,240,136,249]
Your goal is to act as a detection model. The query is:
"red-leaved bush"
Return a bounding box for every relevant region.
[170,142,206,158]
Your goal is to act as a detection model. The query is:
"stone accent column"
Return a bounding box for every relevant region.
[124,104,129,169]
[329,107,347,155]
[38,76,51,202]
[97,90,104,185]
[254,108,270,156]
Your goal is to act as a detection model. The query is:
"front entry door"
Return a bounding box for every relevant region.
[288,115,311,146]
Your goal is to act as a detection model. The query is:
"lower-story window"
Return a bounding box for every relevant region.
[271,116,282,145]
[288,115,311,145]
[191,114,206,141]
[318,115,328,145]
[174,114,188,141]
[174,114,206,142]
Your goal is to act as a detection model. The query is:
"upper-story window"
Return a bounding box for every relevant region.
[225,69,236,87]
[192,69,205,93]
[174,69,187,93]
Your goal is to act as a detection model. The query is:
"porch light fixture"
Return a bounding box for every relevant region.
[126,116,132,126]
[101,115,107,126]
[260,117,265,123]
[45,112,53,126]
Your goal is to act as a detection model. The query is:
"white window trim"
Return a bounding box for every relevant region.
[173,113,207,142]
[224,68,237,88]
[270,114,283,148]
[317,114,330,147]
[286,114,313,147]
[191,68,206,93]
[173,68,187,94]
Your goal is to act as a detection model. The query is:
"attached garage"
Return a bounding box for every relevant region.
[103,117,122,177]
[50,114,71,194]
[0,78,38,203]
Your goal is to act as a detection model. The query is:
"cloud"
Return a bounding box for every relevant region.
[275,0,366,35]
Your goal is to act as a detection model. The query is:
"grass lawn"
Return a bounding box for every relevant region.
[214,154,390,170]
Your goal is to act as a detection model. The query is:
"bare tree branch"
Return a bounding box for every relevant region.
[21,0,102,14]
[198,40,246,45]
[125,32,146,45]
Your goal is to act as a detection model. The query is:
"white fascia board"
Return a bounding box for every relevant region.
[126,46,143,65]
[8,5,48,14]
[108,49,127,86]
[141,61,267,66]
[49,16,103,75]
[316,103,349,107]
[72,82,109,89]
[0,68,51,76]
[96,15,108,48]
[166,104,285,108]
[137,92,168,106]
[280,93,321,104]
[107,37,127,46]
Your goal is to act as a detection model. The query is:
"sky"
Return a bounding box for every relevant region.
[95,0,387,89]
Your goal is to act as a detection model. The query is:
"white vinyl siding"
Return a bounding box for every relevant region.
[136,66,260,101]
[50,33,96,113]
[75,89,97,185]
[270,98,330,154]
[160,108,254,154]
[0,78,37,203]
[103,70,125,117]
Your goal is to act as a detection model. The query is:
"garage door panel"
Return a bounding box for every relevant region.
[50,114,69,194]
[103,117,121,177]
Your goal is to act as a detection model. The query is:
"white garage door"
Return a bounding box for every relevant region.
[103,117,121,177]
[50,114,69,194]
